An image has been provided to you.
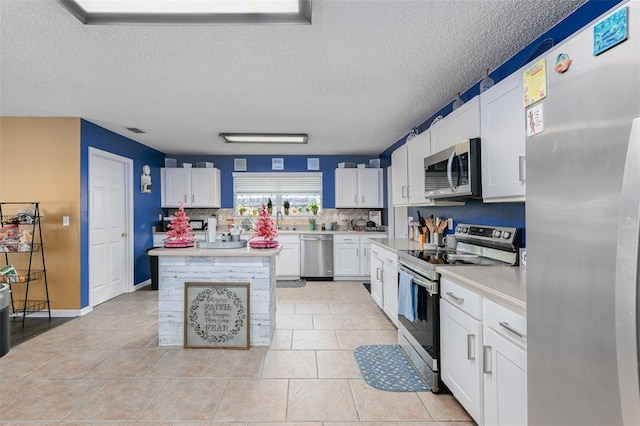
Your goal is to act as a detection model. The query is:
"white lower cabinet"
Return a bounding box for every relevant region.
[483,299,527,426]
[369,255,384,308]
[334,234,385,279]
[441,279,484,423]
[370,244,398,325]
[275,234,300,278]
[440,277,527,426]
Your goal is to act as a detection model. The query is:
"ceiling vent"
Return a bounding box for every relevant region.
[126,127,145,134]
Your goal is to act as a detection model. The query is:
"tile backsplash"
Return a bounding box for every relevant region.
[166,208,383,232]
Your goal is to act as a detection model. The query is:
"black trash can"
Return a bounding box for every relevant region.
[147,248,159,291]
[0,284,10,357]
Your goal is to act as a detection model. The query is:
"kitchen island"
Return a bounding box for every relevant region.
[148,245,282,347]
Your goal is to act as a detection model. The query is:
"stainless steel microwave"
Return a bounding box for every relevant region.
[424,138,482,200]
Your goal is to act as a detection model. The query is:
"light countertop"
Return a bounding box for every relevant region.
[154,229,387,236]
[370,238,425,251]
[437,265,526,315]
[370,238,526,314]
[148,245,282,257]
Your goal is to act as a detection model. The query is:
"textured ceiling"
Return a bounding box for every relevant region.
[0,0,586,156]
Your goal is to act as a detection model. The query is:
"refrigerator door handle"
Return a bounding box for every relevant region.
[519,156,526,182]
[615,116,640,425]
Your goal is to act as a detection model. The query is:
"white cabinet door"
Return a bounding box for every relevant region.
[161,168,221,208]
[369,255,384,308]
[359,235,376,276]
[430,115,452,154]
[441,299,483,424]
[161,168,189,207]
[391,145,409,205]
[335,169,359,207]
[450,96,481,144]
[336,169,383,208]
[480,71,526,202]
[190,168,221,207]
[483,327,527,426]
[358,168,383,208]
[431,96,481,154]
[276,235,300,278]
[407,130,430,205]
[381,249,398,326]
[333,238,360,276]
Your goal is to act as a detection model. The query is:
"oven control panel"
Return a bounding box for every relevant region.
[455,223,521,249]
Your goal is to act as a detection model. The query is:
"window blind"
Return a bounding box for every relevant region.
[233,172,323,194]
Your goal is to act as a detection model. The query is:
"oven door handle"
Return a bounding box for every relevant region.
[397,264,438,295]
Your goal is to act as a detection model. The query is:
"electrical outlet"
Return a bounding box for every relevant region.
[63,216,69,227]
[448,218,453,230]
[158,214,163,221]
[333,214,338,220]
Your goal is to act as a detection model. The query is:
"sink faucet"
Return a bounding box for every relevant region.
[276,211,283,230]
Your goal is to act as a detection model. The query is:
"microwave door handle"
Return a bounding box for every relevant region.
[447,149,457,191]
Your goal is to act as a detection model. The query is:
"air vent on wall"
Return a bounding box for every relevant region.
[126,127,145,134]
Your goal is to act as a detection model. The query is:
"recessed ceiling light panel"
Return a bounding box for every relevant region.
[57,0,311,25]
[219,133,308,144]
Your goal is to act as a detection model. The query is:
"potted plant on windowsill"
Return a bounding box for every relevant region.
[283,200,290,215]
[238,204,247,216]
[307,200,319,216]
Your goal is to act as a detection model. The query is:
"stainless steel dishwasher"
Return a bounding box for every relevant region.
[300,234,333,279]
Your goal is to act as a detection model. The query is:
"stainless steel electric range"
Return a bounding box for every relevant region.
[396,223,522,393]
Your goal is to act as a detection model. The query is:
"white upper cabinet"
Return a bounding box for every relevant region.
[480,71,526,202]
[430,96,481,154]
[407,130,431,203]
[335,168,383,208]
[392,129,462,207]
[391,144,409,205]
[161,168,221,208]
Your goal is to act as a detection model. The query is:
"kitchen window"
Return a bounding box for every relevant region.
[233,172,322,217]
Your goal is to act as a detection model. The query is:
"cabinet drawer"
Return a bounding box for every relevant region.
[441,277,482,320]
[334,234,359,244]
[484,299,526,349]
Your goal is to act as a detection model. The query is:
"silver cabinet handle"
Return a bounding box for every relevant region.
[499,321,526,338]
[483,345,492,374]
[446,291,464,304]
[519,156,526,182]
[406,185,410,199]
[354,195,357,204]
[192,194,195,203]
[184,194,187,202]
[356,248,359,257]
[376,267,381,281]
[467,334,475,360]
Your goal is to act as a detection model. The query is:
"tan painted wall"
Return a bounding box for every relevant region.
[0,117,81,310]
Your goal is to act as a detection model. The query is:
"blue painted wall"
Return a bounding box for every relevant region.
[173,155,377,208]
[80,120,165,307]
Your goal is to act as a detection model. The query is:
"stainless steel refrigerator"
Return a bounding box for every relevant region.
[527,1,640,425]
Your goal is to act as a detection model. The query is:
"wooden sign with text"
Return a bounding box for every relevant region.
[184,282,250,349]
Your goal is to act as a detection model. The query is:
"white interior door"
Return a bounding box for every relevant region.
[89,148,133,307]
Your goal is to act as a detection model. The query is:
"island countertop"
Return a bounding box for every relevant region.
[148,245,282,257]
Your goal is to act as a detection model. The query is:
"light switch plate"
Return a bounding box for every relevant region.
[63,216,69,227]
[519,248,527,266]
[448,218,453,230]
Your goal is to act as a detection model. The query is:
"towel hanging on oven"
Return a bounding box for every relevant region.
[398,271,418,322]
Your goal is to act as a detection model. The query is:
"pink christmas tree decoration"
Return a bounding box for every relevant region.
[250,203,279,249]
[164,201,195,248]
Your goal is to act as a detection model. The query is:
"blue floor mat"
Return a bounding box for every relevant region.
[354,344,430,392]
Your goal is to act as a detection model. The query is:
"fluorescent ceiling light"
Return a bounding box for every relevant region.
[58,0,311,25]
[220,133,308,144]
